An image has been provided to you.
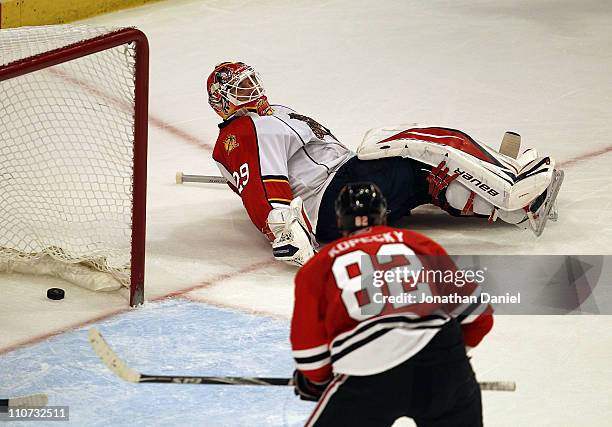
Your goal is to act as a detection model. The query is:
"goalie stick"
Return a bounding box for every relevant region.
[88,328,516,392]
[176,171,226,184]
[0,393,48,409]
[499,131,521,159]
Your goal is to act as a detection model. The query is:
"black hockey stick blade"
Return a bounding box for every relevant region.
[88,328,515,391]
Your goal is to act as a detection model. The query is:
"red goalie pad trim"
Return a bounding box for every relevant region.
[379,127,502,167]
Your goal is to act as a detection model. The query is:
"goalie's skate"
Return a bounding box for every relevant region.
[527,169,564,236]
[548,201,559,222]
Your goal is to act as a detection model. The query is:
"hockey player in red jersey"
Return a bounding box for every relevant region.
[208,61,563,267]
[290,183,493,427]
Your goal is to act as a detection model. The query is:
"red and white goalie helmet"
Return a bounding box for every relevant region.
[206,61,271,120]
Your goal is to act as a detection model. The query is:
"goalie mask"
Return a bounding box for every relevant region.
[206,61,271,120]
[335,182,388,233]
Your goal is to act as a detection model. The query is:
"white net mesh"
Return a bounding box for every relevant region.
[0,25,139,290]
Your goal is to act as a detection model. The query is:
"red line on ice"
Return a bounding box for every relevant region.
[557,144,612,168]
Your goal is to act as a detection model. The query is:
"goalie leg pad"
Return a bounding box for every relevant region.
[446,180,537,225]
[445,170,563,234]
[446,181,494,216]
[357,126,555,211]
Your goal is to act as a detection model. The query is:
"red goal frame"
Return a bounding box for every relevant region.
[0,28,149,306]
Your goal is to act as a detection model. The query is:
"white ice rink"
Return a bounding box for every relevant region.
[2,0,612,425]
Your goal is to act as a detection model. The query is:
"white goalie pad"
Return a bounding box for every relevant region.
[357,126,555,211]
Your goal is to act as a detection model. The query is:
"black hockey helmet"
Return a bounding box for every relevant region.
[335,182,387,233]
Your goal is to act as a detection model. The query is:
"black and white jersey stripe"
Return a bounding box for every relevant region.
[293,344,331,372]
[449,287,490,324]
[330,314,450,363]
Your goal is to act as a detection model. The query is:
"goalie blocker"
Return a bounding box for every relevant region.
[357,126,564,236]
[267,197,317,266]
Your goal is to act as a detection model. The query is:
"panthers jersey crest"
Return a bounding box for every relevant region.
[223,134,239,154]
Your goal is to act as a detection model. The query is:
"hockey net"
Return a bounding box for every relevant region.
[0,25,149,306]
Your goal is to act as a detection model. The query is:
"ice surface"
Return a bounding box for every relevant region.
[0,300,315,426]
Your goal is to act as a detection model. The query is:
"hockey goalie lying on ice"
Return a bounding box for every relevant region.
[207,61,564,267]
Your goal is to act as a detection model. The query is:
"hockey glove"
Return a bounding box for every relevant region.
[267,197,316,267]
[292,370,331,402]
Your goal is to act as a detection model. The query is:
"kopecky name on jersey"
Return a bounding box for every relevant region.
[453,167,500,197]
[328,230,405,258]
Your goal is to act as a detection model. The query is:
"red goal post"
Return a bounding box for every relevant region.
[0,26,149,306]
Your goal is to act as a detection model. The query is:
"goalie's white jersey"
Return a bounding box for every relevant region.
[212,105,353,240]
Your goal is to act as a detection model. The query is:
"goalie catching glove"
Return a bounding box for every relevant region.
[267,197,317,267]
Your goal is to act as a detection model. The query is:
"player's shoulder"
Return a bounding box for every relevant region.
[269,105,327,134]
[315,226,393,259]
[227,105,309,136]
[240,106,294,136]
[389,227,448,256]
[212,116,257,156]
[216,115,255,135]
[371,225,447,253]
[270,104,297,115]
[387,226,436,244]
[322,225,447,257]
[247,104,295,122]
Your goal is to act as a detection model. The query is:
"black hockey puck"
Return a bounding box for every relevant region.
[47,288,65,300]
